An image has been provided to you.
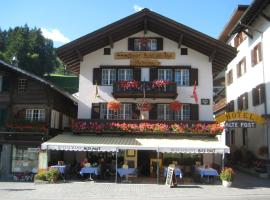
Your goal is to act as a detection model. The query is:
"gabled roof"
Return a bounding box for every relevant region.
[229,0,270,35]
[57,9,237,75]
[0,60,78,103]
[219,5,248,42]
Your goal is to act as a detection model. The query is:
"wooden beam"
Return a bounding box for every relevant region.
[178,34,184,49]
[209,50,216,62]
[75,49,83,62]
[144,17,148,34]
[108,35,114,48]
[243,30,253,39]
[261,12,270,21]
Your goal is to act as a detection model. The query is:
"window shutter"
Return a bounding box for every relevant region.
[258,43,262,62]
[260,83,265,104]
[2,75,10,92]
[91,103,100,119]
[133,68,141,81]
[150,68,158,81]
[132,103,140,119]
[230,101,235,112]
[227,100,235,112]
[252,88,257,106]
[157,38,163,50]
[128,38,135,51]
[189,68,198,86]
[244,92,248,109]
[93,68,102,85]
[237,64,240,77]
[190,104,199,121]
[149,104,157,120]
[237,97,242,110]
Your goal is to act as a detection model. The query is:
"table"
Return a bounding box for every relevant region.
[196,167,219,178]
[117,168,136,182]
[80,167,99,181]
[163,167,183,178]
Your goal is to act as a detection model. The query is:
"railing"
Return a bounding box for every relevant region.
[5,119,48,132]
[72,119,223,137]
[112,81,177,99]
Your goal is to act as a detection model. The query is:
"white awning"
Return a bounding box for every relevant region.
[41,133,229,154]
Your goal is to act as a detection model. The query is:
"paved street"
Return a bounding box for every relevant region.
[0,172,270,200]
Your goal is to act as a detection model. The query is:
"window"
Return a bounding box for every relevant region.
[226,70,233,85]
[174,104,190,120]
[134,38,157,51]
[226,100,235,112]
[180,48,188,55]
[242,128,248,146]
[118,104,132,120]
[26,109,45,122]
[234,31,247,48]
[236,58,246,78]
[237,93,248,110]
[11,145,38,173]
[158,69,173,81]
[0,108,7,127]
[118,69,133,81]
[251,42,262,66]
[157,104,173,120]
[18,79,27,93]
[100,103,132,120]
[62,114,70,129]
[101,69,116,85]
[175,69,189,86]
[104,48,111,55]
[252,83,265,106]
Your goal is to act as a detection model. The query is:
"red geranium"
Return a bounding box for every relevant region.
[169,101,182,112]
[137,102,152,111]
[107,101,121,111]
[119,80,139,90]
[152,80,172,88]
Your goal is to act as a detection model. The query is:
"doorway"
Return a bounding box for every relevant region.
[137,150,156,176]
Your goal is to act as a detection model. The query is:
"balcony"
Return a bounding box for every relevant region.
[72,119,223,137]
[5,119,48,133]
[112,81,177,99]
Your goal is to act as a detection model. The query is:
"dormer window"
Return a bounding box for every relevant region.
[128,37,163,51]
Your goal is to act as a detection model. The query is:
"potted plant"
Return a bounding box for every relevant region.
[220,167,234,187]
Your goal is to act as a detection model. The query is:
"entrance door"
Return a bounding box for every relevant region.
[137,150,156,176]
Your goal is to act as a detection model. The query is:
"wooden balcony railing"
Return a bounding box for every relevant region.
[72,119,223,137]
[5,119,48,132]
[112,81,177,99]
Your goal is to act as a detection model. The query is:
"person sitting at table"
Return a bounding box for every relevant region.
[80,158,90,168]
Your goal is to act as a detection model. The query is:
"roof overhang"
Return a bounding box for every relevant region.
[41,133,229,154]
[57,9,237,76]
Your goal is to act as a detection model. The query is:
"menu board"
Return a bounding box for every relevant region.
[165,167,174,187]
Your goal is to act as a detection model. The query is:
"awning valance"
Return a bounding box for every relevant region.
[41,133,229,154]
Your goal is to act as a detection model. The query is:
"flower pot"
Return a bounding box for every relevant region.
[222,180,232,187]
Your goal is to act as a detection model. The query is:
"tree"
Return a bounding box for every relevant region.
[0,25,59,76]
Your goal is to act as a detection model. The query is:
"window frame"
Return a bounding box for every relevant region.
[100,103,132,120]
[25,109,45,122]
[118,69,133,81]
[237,57,246,78]
[18,78,27,93]
[158,69,173,81]
[101,68,116,85]
[134,38,158,51]
[175,69,189,86]
[251,42,262,67]
[226,70,233,85]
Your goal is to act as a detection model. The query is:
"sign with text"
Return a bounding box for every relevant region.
[42,144,117,152]
[115,51,176,59]
[201,98,210,105]
[165,167,174,187]
[215,111,265,124]
[130,59,160,66]
[225,121,256,128]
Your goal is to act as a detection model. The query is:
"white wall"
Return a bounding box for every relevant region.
[225,5,270,156]
[78,31,213,121]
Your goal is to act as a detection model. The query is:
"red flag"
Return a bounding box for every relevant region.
[193,81,198,104]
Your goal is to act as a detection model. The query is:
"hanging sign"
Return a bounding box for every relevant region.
[224,120,256,128]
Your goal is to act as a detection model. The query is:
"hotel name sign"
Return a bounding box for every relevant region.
[114,51,176,66]
[215,111,265,129]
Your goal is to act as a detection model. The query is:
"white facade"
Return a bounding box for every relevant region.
[225,4,270,158]
[78,31,214,121]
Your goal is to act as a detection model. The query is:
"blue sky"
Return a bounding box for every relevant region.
[1,0,252,47]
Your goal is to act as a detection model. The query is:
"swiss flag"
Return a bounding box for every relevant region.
[193,81,198,104]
